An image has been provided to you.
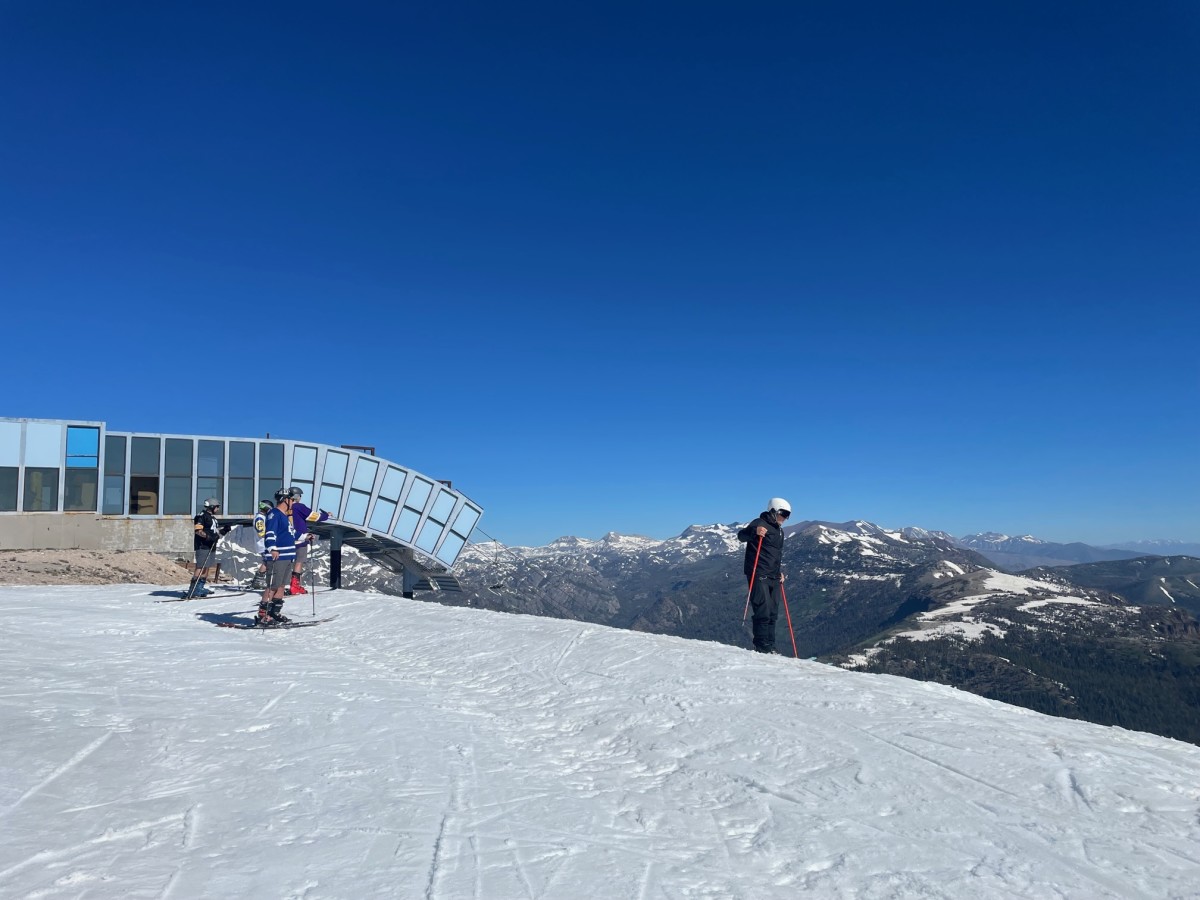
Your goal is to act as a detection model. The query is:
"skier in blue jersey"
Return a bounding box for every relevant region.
[258,488,300,626]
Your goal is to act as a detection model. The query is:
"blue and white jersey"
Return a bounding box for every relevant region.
[263,507,299,559]
[253,512,269,559]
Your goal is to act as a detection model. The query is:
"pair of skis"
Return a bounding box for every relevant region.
[214,614,339,631]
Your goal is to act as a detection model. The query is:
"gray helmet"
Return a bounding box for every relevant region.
[287,486,304,499]
[202,497,221,510]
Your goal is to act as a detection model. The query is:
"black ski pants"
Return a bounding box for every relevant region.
[748,574,781,653]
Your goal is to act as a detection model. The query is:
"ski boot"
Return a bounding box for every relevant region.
[268,600,292,625]
[288,575,307,595]
[255,603,277,628]
[246,572,266,591]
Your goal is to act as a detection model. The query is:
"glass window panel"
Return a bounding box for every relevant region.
[196,477,222,511]
[435,533,466,566]
[0,467,17,511]
[259,477,283,504]
[415,519,442,553]
[429,490,455,524]
[393,507,420,542]
[164,476,192,515]
[197,440,224,477]
[66,426,99,459]
[406,478,433,511]
[103,475,124,514]
[291,445,317,481]
[259,443,284,478]
[452,506,480,538]
[0,422,20,466]
[129,477,158,513]
[23,467,60,511]
[130,437,160,475]
[24,423,63,467]
[104,435,126,475]
[129,477,159,514]
[322,451,348,486]
[351,457,378,493]
[343,491,369,526]
[165,439,192,477]
[229,442,254,477]
[317,484,342,516]
[228,479,253,515]
[379,467,407,501]
[369,498,396,533]
[65,469,98,511]
[66,427,100,476]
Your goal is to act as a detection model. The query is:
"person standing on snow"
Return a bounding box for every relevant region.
[259,488,300,626]
[188,498,227,598]
[246,499,273,591]
[286,486,329,595]
[737,498,791,653]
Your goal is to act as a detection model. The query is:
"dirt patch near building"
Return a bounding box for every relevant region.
[0,549,189,585]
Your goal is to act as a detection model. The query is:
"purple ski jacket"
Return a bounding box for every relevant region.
[291,502,330,539]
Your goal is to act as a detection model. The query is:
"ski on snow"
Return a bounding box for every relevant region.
[211,614,339,631]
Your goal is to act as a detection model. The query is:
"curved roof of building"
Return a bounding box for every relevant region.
[0,418,481,572]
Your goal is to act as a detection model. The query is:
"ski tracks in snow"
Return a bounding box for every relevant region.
[1,731,113,820]
[3,586,1200,898]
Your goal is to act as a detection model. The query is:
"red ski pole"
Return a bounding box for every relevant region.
[742,534,763,623]
[781,579,798,658]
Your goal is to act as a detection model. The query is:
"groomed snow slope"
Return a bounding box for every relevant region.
[1,586,1198,899]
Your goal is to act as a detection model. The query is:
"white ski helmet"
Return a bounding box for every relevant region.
[768,498,792,518]
[202,497,221,510]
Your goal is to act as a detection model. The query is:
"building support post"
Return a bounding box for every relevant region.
[330,528,343,590]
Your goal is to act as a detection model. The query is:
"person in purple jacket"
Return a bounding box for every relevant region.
[286,486,330,595]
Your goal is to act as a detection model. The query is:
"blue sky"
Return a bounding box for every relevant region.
[2,2,1197,547]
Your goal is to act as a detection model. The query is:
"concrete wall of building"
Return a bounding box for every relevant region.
[0,514,193,554]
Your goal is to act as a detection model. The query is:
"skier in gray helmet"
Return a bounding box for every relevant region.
[737,498,791,653]
[188,497,226,598]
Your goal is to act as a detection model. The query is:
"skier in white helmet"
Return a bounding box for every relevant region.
[736,497,791,653]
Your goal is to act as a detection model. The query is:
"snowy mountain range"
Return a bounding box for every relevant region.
[952,532,1141,570]
[1104,538,1200,557]
[3,584,1198,896]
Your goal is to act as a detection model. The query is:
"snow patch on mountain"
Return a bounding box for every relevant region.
[845,569,1110,660]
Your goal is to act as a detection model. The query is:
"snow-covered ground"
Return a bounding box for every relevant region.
[2,586,1199,899]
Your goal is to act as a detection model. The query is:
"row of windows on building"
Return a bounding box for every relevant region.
[0,428,272,516]
[1,426,104,512]
[1,426,481,566]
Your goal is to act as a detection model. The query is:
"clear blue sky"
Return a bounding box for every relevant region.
[2,2,1197,547]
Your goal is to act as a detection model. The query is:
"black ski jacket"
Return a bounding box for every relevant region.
[737,512,784,579]
[194,510,221,551]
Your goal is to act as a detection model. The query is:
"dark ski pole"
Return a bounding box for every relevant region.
[780,580,798,658]
[185,543,217,600]
[742,534,764,624]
